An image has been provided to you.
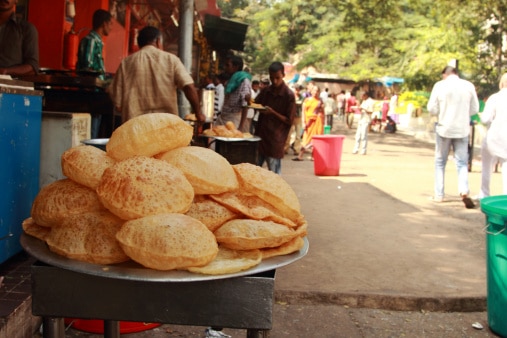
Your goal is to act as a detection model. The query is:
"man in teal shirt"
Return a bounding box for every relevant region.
[77,9,112,78]
[77,9,113,138]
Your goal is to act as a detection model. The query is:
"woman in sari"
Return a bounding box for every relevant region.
[292,86,324,161]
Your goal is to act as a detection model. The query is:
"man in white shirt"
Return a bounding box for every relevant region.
[352,92,373,155]
[427,66,479,208]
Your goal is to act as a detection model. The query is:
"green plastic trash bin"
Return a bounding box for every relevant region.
[481,195,507,337]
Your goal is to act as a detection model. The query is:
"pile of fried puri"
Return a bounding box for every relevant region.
[201,121,253,138]
[23,113,307,275]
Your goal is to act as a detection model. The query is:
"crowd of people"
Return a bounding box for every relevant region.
[1,1,505,203]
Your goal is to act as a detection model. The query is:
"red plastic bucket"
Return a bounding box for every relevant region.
[64,318,160,334]
[312,135,345,176]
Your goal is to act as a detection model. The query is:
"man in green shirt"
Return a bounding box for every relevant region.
[76,9,113,138]
[77,9,112,78]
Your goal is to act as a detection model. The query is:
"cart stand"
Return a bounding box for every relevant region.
[31,262,275,338]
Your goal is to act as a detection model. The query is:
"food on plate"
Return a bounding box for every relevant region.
[156,146,238,194]
[116,213,218,271]
[185,195,239,232]
[186,246,262,275]
[61,145,116,189]
[249,102,264,109]
[96,156,194,220]
[210,192,297,228]
[225,121,236,130]
[106,113,193,161]
[201,122,253,138]
[22,217,50,241]
[214,219,300,250]
[261,236,305,259]
[46,210,129,265]
[23,110,307,276]
[31,178,105,227]
[232,163,302,222]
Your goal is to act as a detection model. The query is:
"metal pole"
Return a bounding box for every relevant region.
[42,317,65,338]
[177,0,194,118]
[104,320,120,338]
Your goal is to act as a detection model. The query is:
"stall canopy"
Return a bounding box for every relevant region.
[378,76,404,87]
[204,14,248,51]
[305,73,357,85]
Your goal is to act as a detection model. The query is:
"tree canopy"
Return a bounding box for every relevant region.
[218,0,507,96]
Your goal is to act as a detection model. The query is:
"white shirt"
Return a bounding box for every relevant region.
[427,74,479,138]
[481,88,507,159]
[247,88,259,119]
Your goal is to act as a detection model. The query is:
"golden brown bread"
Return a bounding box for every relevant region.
[106,113,193,161]
[61,145,116,189]
[22,217,51,241]
[45,210,129,265]
[232,163,302,222]
[186,246,262,275]
[31,179,105,227]
[210,192,297,228]
[96,156,194,220]
[261,236,305,259]
[156,146,238,194]
[214,219,300,250]
[116,213,218,270]
[185,195,239,232]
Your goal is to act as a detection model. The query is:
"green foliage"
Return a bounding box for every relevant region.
[398,91,429,110]
[221,0,507,93]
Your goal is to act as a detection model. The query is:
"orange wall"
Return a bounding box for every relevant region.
[28,0,66,69]
[28,0,127,72]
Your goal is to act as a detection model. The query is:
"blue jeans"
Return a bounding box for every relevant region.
[434,134,469,198]
[257,154,281,175]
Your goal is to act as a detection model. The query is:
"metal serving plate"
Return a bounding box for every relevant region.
[21,233,308,282]
[200,135,261,142]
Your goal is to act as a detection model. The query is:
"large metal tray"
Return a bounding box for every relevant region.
[199,135,261,142]
[21,233,308,282]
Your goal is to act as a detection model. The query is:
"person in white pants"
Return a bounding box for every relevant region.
[479,73,507,199]
[352,92,373,155]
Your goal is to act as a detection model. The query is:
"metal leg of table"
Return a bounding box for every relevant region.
[104,320,120,338]
[42,317,65,338]
[247,329,270,338]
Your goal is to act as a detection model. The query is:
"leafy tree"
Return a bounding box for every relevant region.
[220,0,505,93]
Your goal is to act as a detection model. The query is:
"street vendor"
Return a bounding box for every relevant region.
[108,26,204,124]
[0,0,39,76]
[215,55,252,132]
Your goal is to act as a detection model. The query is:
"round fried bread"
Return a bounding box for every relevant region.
[156,146,238,194]
[22,217,50,241]
[186,246,262,275]
[210,192,297,228]
[261,236,305,259]
[106,113,193,161]
[214,219,299,250]
[61,145,116,189]
[185,195,239,232]
[116,213,218,271]
[31,179,105,227]
[45,210,129,265]
[232,163,301,222]
[96,156,194,220]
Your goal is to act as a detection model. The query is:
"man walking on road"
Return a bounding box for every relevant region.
[427,65,479,208]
